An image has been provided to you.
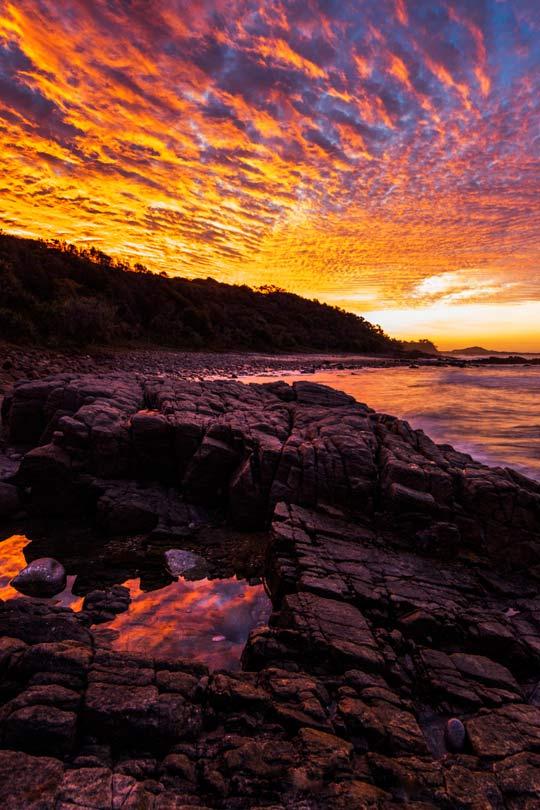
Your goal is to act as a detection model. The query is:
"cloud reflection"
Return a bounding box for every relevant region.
[95,575,271,670]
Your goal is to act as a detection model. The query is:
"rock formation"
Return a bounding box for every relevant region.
[1,375,539,807]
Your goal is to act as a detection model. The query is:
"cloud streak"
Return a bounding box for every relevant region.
[0,0,538,344]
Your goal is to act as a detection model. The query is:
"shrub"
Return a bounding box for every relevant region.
[51,297,118,345]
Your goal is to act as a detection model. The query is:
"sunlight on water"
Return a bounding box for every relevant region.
[0,535,29,601]
[243,365,540,481]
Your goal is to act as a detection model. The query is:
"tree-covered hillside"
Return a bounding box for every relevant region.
[0,233,396,353]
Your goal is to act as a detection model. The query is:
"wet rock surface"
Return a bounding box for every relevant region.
[11,556,67,597]
[0,375,540,807]
[82,585,131,624]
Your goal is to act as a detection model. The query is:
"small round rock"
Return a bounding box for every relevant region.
[445,717,466,752]
[11,557,67,597]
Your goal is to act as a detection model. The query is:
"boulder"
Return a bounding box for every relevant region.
[11,558,67,597]
[182,435,241,502]
[0,601,91,646]
[96,487,159,534]
[165,548,208,578]
[6,380,53,444]
[58,767,113,807]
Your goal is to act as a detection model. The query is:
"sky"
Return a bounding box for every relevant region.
[0,0,539,350]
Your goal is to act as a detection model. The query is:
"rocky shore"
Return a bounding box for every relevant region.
[5,341,533,402]
[0,344,390,400]
[1,372,540,808]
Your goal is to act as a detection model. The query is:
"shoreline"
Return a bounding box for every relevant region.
[2,340,539,398]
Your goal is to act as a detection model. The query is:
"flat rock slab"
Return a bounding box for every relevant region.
[278,591,384,673]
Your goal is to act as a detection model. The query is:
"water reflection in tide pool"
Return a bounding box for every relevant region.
[0,532,271,670]
[243,365,540,481]
[94,576,270,670]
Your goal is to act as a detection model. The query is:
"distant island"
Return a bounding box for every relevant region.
[400,341,534,358]
[0,233,396,354]
[447,346,500,355]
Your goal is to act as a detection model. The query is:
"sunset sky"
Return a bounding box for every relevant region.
[0,1,539,349]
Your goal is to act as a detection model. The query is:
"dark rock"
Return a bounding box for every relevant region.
[494,751,540,800]
[388,482,437,513]
[160,752,196,783]
[0,750,64,809]
[445,717,466,752]
[16,640,92,678]
[449,652,520,693]
[297,727,352,777]
[7,379,59,444]
[6,374,540,567]
[183,434,241,502]
[2,704,77,755]
[83,680,201,745]
[58,766,112,808]
[16,443,75,514]
[276,591,384,673]
[443,763,502,808]
[83,585,130,623]
[11,557,67,597]
[156,670,198,697]
[1,375,540,807]
[165,549,207,578]
[0,453,19,482]
[95,479,207,538]
[466,705,540,758]
[0,600,92,646]
[115,757,157,778]
[96,485,159,534]
[131,409,175,480]
[1,683,80,712]
[0,483,19,519]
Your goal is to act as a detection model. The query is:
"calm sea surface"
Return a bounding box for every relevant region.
[243,365,540,481]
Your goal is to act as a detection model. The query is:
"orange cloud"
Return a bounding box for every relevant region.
[0,0,538,348]
[395,0,409,27]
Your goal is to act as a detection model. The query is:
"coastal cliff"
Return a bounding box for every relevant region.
[1,377,540,808]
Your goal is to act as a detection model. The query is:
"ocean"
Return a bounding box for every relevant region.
[243,364,540,481]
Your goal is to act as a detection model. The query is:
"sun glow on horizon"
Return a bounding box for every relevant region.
[359,300,540,352]
[0,0,538,347]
